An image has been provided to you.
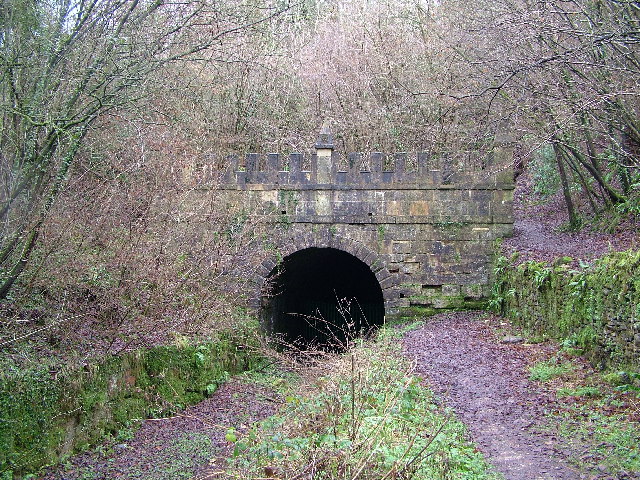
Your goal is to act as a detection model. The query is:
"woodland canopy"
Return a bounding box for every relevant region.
[0,0,638,343]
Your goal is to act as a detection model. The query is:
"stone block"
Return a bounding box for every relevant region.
[379,275,399,289]
[386,200,403,216]
[442,284,461,296]
[391,241,412,254]
[370,258,385,272]
[385,253,404,263]
[408,295,434,306]
[462,284,484,300]
[409,201,430,216]
[396,297,411,308]
[449,262,487,274]
[432,241,455,255]
[375,269,391,281]
[401,262,421,275]
[398,284,422,295]
[433,297,451,309]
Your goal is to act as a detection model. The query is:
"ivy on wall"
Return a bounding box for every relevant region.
[0,334,261,477]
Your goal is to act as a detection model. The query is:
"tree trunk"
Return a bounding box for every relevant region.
[554,141,580,229]
[0,225,40,300]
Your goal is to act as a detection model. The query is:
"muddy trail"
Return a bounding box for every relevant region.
[39,312,637,480]
[405,312,582,480]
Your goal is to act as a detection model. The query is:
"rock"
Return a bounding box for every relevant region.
[501,335,525,344]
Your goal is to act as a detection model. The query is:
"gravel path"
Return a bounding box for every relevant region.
[403,311,581,480]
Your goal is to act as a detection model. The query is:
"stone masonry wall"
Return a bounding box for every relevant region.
[212,134,514,318]
[493,252,640,367]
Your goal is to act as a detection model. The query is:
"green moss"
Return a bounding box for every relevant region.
[0,366,63,472]
[0,334,262,477]
[112,397,146,425]
[394,306,440,319]
[492,249,640,368]
[398,294,487,319]
[450,296,487,310]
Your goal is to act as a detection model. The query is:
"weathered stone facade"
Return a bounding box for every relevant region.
[217,132,515,318]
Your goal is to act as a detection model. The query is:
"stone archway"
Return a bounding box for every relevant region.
[259,243,387,349]
[250,232,397,310]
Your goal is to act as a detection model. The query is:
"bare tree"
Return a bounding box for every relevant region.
[431,0,639,224]
[0,0,290,298]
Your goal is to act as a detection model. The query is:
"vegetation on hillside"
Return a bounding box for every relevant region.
[1,0,638,342]
[224,325,502,480]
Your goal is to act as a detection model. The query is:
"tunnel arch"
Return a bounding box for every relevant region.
[260,246,386,350]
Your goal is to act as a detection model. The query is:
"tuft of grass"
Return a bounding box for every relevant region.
[224,327,502,480]
[528,359,573,382]
[556,386,600,398]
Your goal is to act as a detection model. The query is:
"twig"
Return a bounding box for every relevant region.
[400,412,453,475]
[0,313,85,347]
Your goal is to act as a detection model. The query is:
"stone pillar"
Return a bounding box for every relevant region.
[315,125,334,184]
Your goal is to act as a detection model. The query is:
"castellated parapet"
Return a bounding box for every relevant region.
[211,131,515,317]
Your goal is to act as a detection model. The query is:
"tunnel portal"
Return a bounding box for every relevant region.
[262,247,385,350]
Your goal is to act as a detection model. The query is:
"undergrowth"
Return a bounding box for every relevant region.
[223,326,502,480]
[538,362,640,476]
[554,404,640,474]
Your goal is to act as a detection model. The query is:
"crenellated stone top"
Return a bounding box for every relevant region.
[217,152,513,190]
[212,129,514,190]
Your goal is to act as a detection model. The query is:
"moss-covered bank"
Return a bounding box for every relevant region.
[0,332,262,478]
[491,249,639,368]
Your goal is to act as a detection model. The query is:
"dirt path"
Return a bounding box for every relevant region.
[36,314,630,480]
[39,380,278,480]
[403,311,581,480]
[501,172,638,266]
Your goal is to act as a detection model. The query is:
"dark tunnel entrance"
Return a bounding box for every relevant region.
[261,247,385,350]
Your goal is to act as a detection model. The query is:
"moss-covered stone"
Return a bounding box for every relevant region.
[0,334,263,478]
[492,250,640,368]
